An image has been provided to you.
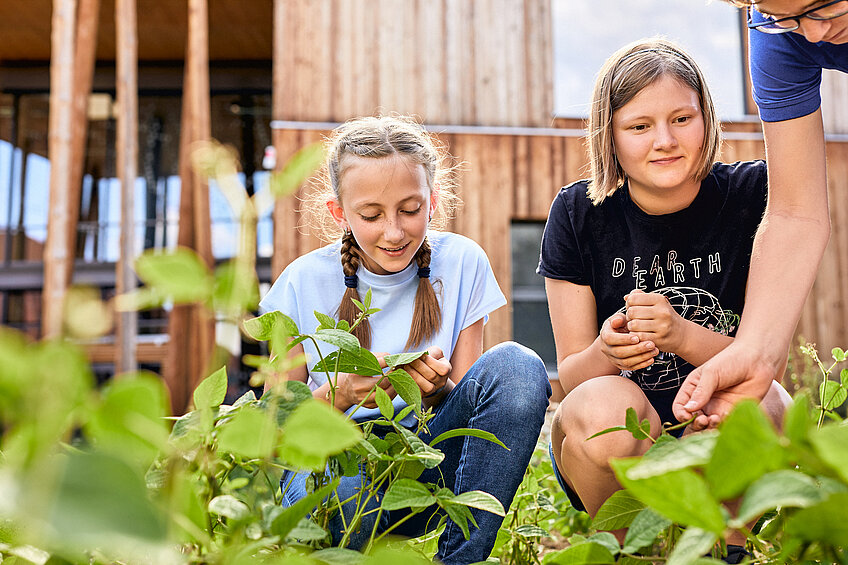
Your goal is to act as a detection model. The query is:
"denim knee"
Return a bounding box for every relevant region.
[479,341,551,406]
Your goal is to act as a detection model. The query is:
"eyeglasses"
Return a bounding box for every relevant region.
[747,0,848,34]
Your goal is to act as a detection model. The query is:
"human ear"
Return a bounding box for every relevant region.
[326,198,347,230]
[429,183,440,220]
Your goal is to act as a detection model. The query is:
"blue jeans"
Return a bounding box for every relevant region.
[280,341,551,565]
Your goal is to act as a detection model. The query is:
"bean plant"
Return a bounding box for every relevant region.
[1,139,846,564]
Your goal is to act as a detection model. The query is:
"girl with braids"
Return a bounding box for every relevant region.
[259,115,551,564]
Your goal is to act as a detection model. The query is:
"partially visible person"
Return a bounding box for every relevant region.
[260,115,550,565]
[538,38,790,561]
[674,0,848,428]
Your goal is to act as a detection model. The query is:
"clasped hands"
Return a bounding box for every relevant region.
[334,346,452,410]
[599,289,683,373]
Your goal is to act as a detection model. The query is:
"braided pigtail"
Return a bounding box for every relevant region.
[338,231,371,349]
[405,237,442,350]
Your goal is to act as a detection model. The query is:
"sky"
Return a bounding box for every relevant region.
[553,0,747,120]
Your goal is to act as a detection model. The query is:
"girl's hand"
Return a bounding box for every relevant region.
[624,290,684,352]
[398,346,452,398]
[334,369,396,411]
[599,312,659,371]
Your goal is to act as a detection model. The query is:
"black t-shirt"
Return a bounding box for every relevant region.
[537,160,768,423]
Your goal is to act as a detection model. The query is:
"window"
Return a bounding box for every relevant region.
[553,0,747,120]
[511,222,557,376]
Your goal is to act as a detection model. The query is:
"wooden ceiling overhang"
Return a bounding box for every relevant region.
[0,0,273,64]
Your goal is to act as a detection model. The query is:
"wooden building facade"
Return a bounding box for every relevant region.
[0,0,846,411]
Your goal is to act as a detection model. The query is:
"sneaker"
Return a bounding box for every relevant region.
[723,544,751,564]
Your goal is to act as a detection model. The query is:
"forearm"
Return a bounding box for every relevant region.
[671,318,734,367]
[557,337,619,395]
[735,210,830,364]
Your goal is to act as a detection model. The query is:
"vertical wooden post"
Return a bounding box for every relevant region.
[164,0,214,413]
[67,0,100,257]
[43,0,77,339]
[115,0,138,373]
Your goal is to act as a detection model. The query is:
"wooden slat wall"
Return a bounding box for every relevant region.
[273,0,553,127]
[822,70,848,135]
[270,127,848,355]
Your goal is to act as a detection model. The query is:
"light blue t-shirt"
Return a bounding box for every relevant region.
[258,231,507,423]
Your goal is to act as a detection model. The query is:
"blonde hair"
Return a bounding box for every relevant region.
[310,115,460,351]
[586,38,721,205]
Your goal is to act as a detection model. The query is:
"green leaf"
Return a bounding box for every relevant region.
[592,490,645,531]
[261,380,314,428]
[621,507,672,554]
[362,546,432,565]
[612,457,725,534]
[209,494,250,521]
[86,373,170,470]
[271,481,337,540]
[443,503,473,541]
[809,424,848,483]
[450,491,505,516]
[212,260,260,315]
[269,141,325,198]
[704,400,785,500]
[629,431,717,477]
[624,407,652,440]
[313,328,360,352]
[587,532,620,555]
[193,366,228,409]
[429,428,508,450]
[819,379,847,411]
[310,547,367,565]
[216,406,277,459]
[243,310,299,341]
[586,425,628,440]
[666,528,718,565]
[384,350,428,368]
[832,347,846,362]
[386,369,422,411]
[381,479,436,510]
[314,311,337,331]
[287,517,330,541]
[374,386,394,420]
[784,391,812,445]
[733,470,828,525]
[842,368,848,387]
[311,348,383,376]
[50,451,167,546]
[134,247,213,303]
[278,400,362,470]
[514,524,549,538]
[543,542,616,564]
[785,492,848,546]
[395,404,416,423]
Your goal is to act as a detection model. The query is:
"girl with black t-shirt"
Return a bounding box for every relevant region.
[537,38,790,558]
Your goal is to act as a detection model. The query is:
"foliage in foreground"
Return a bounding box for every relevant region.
[1,140,847,564]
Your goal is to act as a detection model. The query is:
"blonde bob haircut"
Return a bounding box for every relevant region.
[586,38,722,205]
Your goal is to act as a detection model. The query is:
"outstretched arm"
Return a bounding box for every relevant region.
[673,110,831,426]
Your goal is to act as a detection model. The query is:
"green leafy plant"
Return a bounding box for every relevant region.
[538,344,848,564]
[0,141,508,564]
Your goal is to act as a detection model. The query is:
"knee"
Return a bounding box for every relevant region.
[561,378,658,460]
[480,341,551,401]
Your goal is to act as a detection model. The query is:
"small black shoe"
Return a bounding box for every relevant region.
[722,544,751,564]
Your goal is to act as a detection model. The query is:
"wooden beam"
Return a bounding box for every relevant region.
[115,0,138,373]
[67,0,100,261]
[43,0,77,339]
[164,0,214,414]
